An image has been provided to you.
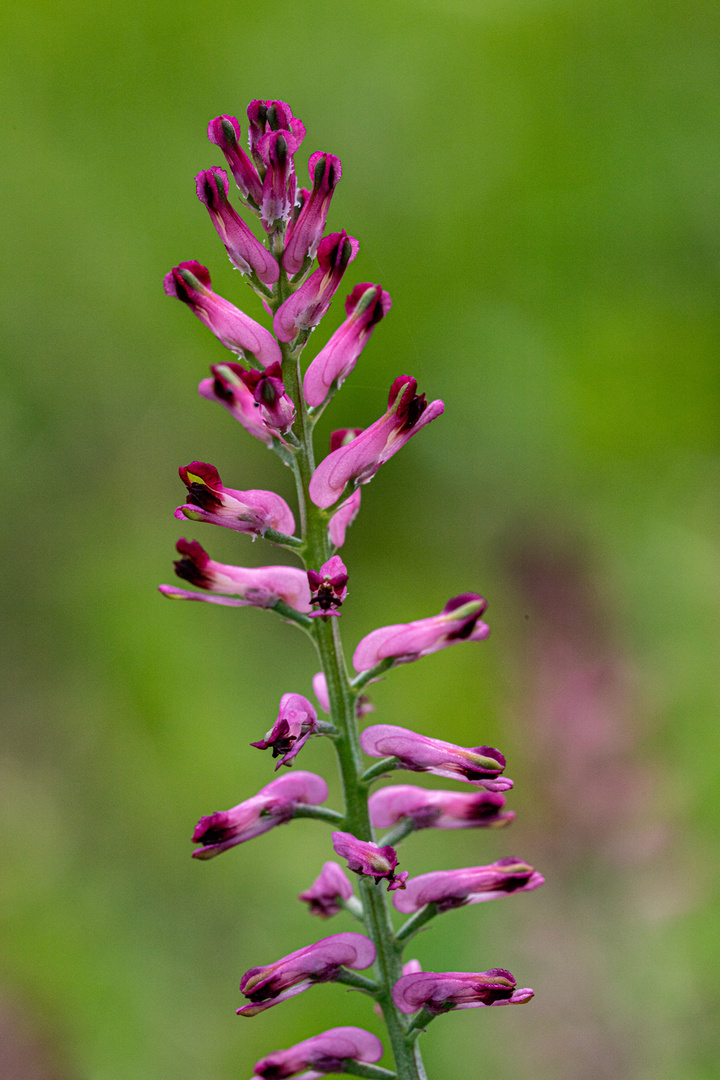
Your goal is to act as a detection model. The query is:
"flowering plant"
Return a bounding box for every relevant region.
[161,98,543,1080]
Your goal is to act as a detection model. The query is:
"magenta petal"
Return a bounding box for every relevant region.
[392,970,533,1014]
[252,1026,383,1079]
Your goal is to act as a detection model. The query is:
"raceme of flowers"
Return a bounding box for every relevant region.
[161,97,542,1080]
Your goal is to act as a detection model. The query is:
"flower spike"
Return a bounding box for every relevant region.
[274,231,359,343]
[309,376,444,508]
[192,771,328,859]
[195,168,278,284]
[164,262,281,366]
[237,932,375,1016]
[159,538,312,611]
[332,831,408,891]
[250,1026,383,1079]
[303,283,392,407]
[283,151,343,276]
[360,725,512,792]
[393,970,534,1014]
[251,693,319,770]
[369,784,515,831]
[353,593,489,672]
[393,858,544,914]
[298,861,354,918]
[175,461,295,537]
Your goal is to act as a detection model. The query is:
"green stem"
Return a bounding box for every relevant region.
[378,819,416,848]
[395,904,437,944]
[342,1063,397,1079]
[361,758,399,784]
[292,804,346,826]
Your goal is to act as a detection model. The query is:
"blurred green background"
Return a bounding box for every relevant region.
[1,0,719,1077]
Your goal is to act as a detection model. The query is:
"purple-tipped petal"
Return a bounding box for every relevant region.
[392,969,533,1014]
[393,859,544,914]
[283,152,343,276]
[207,115,263,205]
[368,785,515,831]
[251,692,319,769]
[307,555,348,617]
[232,362,296,434]
[274,231,359,343]
[176,461,295,537]
[251,1026,383,1079]
[360,725,511,791]
[195,168,278,284]
[298,861,354,917]
[199,365,274,445]
[353,593,489,671]
[332,831,407,891]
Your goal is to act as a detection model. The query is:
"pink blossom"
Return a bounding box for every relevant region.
[393,969,534,1014]
[274,231,359,343]
[283,152,343,276]
[195,168,278,284]
[251,1026,383,1079]
[308,377,444,509]
[237,932,375,1017]
[360,725,511,792]
[192,771,328,859]
[257,127,303,230]
[175,461,295,537]
[198,362,274,445]
[392,858,544,914]
[332,831,408,891]
[303,284,392,406]
[234,362,296,434]
[163,262,281,367]
[307,555,348,618]
[247,99,305,169]
[368,785,515,831]
[328,490,361,548]
[251,693,319,770]
[207,115,263,206]
[353,593,489,672]
[298,861,354,918]
[159,539,312,611]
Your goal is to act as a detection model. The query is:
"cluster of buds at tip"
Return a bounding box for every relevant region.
[307,555,348,618]
[298,861,354,918]
[332,831,409,891]
[250,1026,383,1080]
[251,693,319,769]
[361,724,512,791]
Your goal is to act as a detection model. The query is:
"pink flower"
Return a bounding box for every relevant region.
[163,262,281,367]
[198,362,274,445]
[328,490,361,548]
[237,932,375,1017]
[360,725,511,792]
[251,693,319,770]
[257,127,303,230]
[274,231,359,343]
[251,1026,383,1079]
[353,593,489,672]
[307,555,348,618]
[247,99,305,169]
[192,771,328,859]
[159,538,312,611]
[392,970,534,1015]
[308,377,444,509]
[392,858,544,914]
[283,152,343,276]
[175,461,295,537]
[234,362,296,434]
[298,861,354,918]
[207,115,263,206]
[332,831,408,891]
[368,785,515,831]
[195,168,278,284]
[303,284,392,406]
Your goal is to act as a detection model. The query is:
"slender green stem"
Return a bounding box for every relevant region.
[292,804,346,826]
[378,819,416,848]
[335,969,380,995]
[361,758,399,784]
[342,1062,397,1079]
[395,904,437,944]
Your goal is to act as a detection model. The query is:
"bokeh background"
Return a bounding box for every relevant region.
[2,0,719,1077]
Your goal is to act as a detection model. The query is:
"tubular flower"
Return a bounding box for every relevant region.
[207,115,263,206]
[332,831,408,892]
[298,861,354,918]
[283,152,343,276]
[250,1026,383,1080]
[175,461,295,537]
[247,99,306,170]
[309,377,444,509]
[237,932,376,1017]
[303,284,392,407]
[192,771,328,859]
[199,363,272,445]
[392,858,544,915]
[257,127,303,230]
[369,785,515,832]
[159,538,312,610]
[235,362,296,434]
[274,231,359,343]
[353,593,489,672]
[360,725,511,792]
[392,969,534,1015]
[307,555,348,618]
[163,262,281,366]
[195,168,278,284]
[328,490,361,548]
[251,693,319,770]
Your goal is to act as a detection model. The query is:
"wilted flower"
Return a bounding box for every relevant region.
[175,461,295,537]
[237,932,376,1016]
[192,771,328,859]
[251,693,319,769]
[369,784,515,831]
[392,969,534,1015]
[298,861,354,917]
[250,1026,383,1079]
[332,831,408,891]
[392,858,544,914]
[360,725,511,792]
[353,593,489,672]
[309,377,444,509]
